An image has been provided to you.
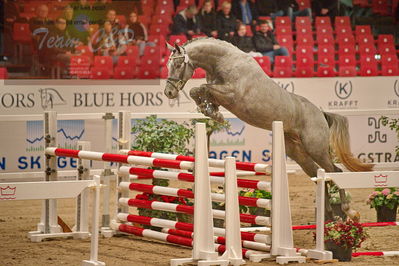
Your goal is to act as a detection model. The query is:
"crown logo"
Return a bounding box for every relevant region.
[0,186,16,196]
[374,174,388,187]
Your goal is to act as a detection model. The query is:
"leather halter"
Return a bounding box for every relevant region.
[166,48,193,91]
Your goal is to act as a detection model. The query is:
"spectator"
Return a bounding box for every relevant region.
[37,17,75,68]
[63,5,88,45]
[231,23,262,57]
[255,0,280,17]
[198,0,218,38]
[278,0,311,22]
[253,20,289,63]
[2,0,21,60]
[312,0,338,20]
[232,0,259,26]
[171,5,200,38]
[94,20,126,63]
[216,1,237,41]
[29,4,53,33]
[124,11,155,56]
[106,9,120,30]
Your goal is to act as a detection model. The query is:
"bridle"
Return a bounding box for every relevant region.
[166,48,194,91]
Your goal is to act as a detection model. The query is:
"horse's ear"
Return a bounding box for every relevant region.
[174,43,181,53]
[166,42,174,51]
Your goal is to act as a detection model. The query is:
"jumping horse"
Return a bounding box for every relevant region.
[164,38,373,220]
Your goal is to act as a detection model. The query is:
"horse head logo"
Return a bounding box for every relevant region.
[39,88,67,109]
[394,80,399,98]
[334,81,353,100]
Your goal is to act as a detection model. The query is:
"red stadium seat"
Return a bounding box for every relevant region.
[70,56,91,78]
[275,25,293,37]
[137,66,161,79]
[296,26,312,36]
[275,16,292,27]
[358,43,377,55]
[296,33,314,47]
[160,66,168,79]
[338,54,357,76]
[254,56,272,76]
[13,23,31,43]
[318,54,335,66]
[316,25,333,36]
[381,64,399,76]
[295,16,311,28]
[335,26,353,36]
[116,15,126,27]
[90,67,113,79]
[335,16,351,27]
[169,35,188,45]
[316,65,336,77]
[296,0,311,10]
[117,56,136,68]
[276,35,294,54]
[356,34,374,45]
[94,56,113,69]
[0,68,9,79]
[339,66,357,76]
[379,44,396,55]
[353,0,371,7]
[359,55,378,76]
[151,15,173,25]
[380,54,398,66]
[372,0,390,15]
[315,16,332,27]
[273,56,293,77]
[126,45,140,59]
[143,46,162,61]
[296,45,314,57]
[336,34,355,46]
[317,34,334,46]
[377,34,395,47]
[149,24,170,35]
[338,43,356,55]
[114,66,136,79]
[75,45,93,60]
[295,56,314,77]
[355,25,372,37]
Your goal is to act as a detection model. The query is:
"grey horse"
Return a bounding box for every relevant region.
[164,38,373,221]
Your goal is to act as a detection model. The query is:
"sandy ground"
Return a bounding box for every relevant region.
[0,172,398,266]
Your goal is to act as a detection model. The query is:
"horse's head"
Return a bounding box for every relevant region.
[164,43,195,99]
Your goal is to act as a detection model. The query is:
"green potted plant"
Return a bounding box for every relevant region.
[322,218,368,261]
[367,188,399,222]
[381,116,399,156]
[239,189,271,226]
[131,115,194,229]
[328,184,352,220]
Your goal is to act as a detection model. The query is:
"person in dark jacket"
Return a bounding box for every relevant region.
[198,0,218,38]
[124,11,155,56]
[231,23,262,57]
[29,4,54,33]
[216,1,237,41]
[171,5,200,37]
[232,0,259,25]
[253,20,288,63]
[277,0,311,22]
[312,0,338,20]
[255,0,283,18]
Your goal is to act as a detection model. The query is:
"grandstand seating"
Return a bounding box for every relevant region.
[4,0,399,80]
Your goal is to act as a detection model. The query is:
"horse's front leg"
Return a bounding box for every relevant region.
[339,188,360,222]
[189,86,224,123]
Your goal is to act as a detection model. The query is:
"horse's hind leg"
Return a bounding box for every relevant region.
[299,122,360,221]
[284,136,334,221]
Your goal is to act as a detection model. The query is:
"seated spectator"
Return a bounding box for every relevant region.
[36,17,76,68]
[29,4,54,33]
[232,0,259,26]
[106,9,121,30]
[171,5,200,38]
[64,5,89,45]
[93,20,126,63]
[198,0,218,38]
[216,1,237,41]
[278,0,311,22]
[124,11,155,56]
[253,20,289,63]
[231,23,262,57]
[255,0,279,18]
[312,0,338,20]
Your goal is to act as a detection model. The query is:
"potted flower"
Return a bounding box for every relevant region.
[328,184,352,220]
[322,218,368,261]
[239,189,271,226]
[367,188,399,222]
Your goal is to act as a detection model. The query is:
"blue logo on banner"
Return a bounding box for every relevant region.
[211,118,245,146]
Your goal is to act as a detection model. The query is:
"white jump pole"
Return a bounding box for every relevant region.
[74,140,91,239]
[270,121,306,264]
[114,111,131,227]
[82,175,106,266]
[221,157,245,265]
[171,123,228,266]
[101,113,114,237]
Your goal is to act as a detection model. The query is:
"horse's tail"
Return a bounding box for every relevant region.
[323,112,374,172]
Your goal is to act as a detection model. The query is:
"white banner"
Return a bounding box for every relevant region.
[0,77,398,172]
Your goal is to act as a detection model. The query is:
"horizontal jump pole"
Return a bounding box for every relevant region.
[119,182,271,209]
[122,150,270,173]
[117,213,270,243]
[119,198,270,226]
[113,222,269,259]
[293,221,399,230]
[161,228,270,252]
[45,148,194,170]
[118,167,271,191]
[210,172,267,177]
[297,248,399,258]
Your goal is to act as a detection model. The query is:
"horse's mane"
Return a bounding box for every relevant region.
[182,37,239,51]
